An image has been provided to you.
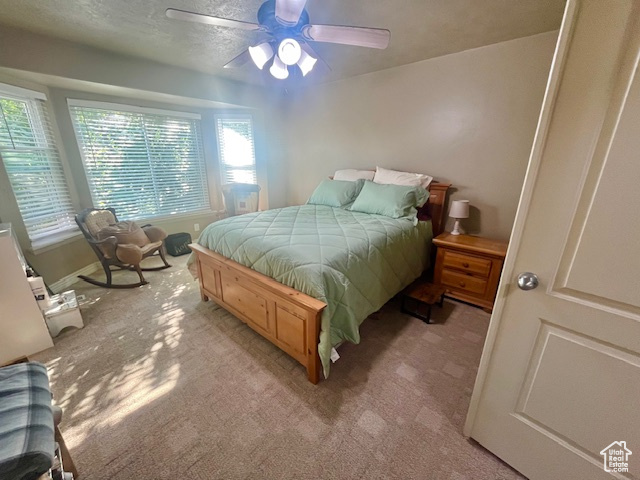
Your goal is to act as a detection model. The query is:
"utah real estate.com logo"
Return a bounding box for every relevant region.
[600,441,631,473]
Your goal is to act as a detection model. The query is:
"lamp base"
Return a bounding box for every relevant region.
[451,219,462,235]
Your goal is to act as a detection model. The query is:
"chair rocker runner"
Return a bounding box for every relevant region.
[75,207,171,288]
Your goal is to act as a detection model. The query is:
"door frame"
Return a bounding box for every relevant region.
[463,0,578,437]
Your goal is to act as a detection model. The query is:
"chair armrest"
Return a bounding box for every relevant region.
[142,226,167,243]
[87,236,117,258]
[87,236,117,246]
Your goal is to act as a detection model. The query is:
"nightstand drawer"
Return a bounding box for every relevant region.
[442,251,491,277]
[441,269,488,296]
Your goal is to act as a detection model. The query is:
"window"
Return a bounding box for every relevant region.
[0,84,76,249]
[215,115,257,184]
[69,100,209,220]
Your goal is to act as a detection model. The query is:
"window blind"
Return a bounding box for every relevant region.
[69,101,210,220]
[215,115,257,185]
[0,89,76,248]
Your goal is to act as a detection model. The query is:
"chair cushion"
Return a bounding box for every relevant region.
[97,221,149,247]
[115,243,144,265]
[142,225,168,243]
[115,241,162,265]
[139,241,163,256]
[84,209,117,237]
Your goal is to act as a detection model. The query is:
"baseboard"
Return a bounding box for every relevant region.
[50,262,101,294]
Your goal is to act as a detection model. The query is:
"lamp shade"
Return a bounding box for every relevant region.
[248,43,274,70]
[270,55,289,80]
[449,200,470,219]
[297,49,317,76]
[278,38,302,66]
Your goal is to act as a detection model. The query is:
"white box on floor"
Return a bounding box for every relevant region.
[44,290,84,337]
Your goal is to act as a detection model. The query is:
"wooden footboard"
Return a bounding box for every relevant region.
[189,243,327,384]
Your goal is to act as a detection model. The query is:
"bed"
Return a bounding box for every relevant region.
[189,181,450,383]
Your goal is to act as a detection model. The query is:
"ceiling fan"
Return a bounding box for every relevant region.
[166,0,390,80]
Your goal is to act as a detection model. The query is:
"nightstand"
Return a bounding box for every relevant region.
[432,233,508,312]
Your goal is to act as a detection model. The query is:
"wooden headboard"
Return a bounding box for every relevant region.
[424,182,451,237]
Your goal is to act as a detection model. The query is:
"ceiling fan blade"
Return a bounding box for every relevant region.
[300,43,331,73]
[223,49,252,69]
[302,24,390,49]
[275,0,307,26]
[166,8,263,31]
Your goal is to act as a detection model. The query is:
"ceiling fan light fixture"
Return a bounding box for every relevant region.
[166,1,392,80]
[248,42,274,70]
[270,55,289,79]
[277,38,302,66]
[297,49,317,76]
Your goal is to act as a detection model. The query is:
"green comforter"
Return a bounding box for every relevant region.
[192,205,432,377]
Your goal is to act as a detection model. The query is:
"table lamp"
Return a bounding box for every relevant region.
[449,200,469,235]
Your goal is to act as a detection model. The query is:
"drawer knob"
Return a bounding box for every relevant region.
[462,262,469,268]
[459,281,466,287]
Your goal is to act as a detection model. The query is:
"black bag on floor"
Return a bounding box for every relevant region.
[165,232,192,256]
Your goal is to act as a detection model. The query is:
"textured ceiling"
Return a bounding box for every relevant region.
[0,0,565,86]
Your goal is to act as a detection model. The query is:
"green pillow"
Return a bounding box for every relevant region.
[307,179,365,208]
[350,181,429,220]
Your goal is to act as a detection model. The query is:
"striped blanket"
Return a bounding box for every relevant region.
[0,362,54,480]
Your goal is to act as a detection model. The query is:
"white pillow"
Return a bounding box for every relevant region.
[373,166,433,189]
[333,169,375,182]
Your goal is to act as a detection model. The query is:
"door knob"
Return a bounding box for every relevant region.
[517,272,539,291]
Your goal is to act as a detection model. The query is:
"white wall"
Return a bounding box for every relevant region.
[0,25,264,108]
[280,31,558,240]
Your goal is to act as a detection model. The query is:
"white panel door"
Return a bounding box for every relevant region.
[465,1,640,479]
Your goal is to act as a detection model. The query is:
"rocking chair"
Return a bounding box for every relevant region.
[75,208,171,288]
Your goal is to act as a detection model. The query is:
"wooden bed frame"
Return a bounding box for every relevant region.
[190,182,451,384]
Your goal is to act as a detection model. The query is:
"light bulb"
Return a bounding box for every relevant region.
[277,38,302,66]
[270,55,289,80]
[248,43,274,70]
[297,49,317,76]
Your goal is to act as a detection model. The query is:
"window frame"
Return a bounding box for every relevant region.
[214,113,258,186]
[68,99,212,222]
[0,83,79,251]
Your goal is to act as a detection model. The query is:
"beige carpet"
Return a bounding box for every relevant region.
[32,255,523,480]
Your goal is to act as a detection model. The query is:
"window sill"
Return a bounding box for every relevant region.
[29,230,84,255]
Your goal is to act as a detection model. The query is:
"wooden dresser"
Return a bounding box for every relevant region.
[433,233,508,312]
